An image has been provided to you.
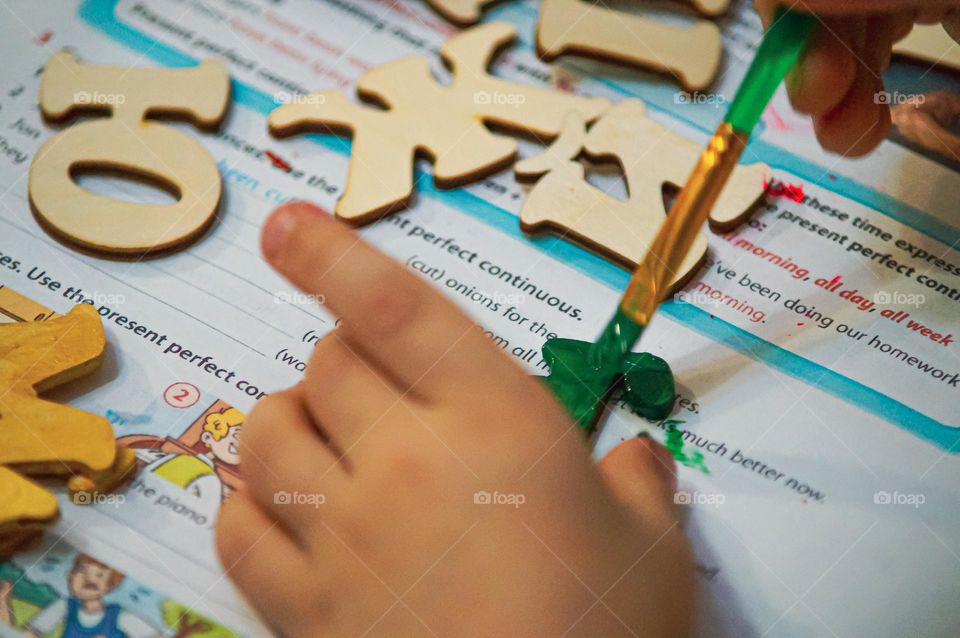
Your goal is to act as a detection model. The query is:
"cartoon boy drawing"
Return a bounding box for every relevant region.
[143,407,243,514]
[20,554,160,638]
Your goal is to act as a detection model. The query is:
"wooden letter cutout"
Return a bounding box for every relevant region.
[516,100,769,293]
[893,24,960,71]
[29,50,230,256]
[537,0,722,91]
[424,0,499,26]
[0,285,56,323]
[425,0,730,26]
[268,22,610,225]
[689,0,730,17]
[0,304,136,556]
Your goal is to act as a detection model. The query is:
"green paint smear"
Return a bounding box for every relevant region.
[541,308,675,432]
[663,422,710,475]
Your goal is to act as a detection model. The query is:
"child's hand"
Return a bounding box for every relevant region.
[216,203,695,637]
[756,0,960,156]
[890,90,960,156]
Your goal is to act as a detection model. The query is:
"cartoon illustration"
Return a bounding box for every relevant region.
[0,562,59,632]
[0,542,239,638]
[160,601,237,638]
[119,401,244,516]
[143,406,242,502]
[1,554,160,638]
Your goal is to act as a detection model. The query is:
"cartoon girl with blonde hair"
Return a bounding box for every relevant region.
[144,407,244,515]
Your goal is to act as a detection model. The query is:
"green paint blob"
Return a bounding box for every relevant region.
[664,422,710,475]
[621,354,675,419]
[542,308,675,432]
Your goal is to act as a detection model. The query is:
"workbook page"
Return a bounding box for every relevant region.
[0,1,957,636]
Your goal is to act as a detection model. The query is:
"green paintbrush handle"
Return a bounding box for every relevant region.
[725,8,816,133]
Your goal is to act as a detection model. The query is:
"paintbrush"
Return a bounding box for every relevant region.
[544,8,816,430]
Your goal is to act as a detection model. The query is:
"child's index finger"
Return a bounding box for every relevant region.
[261,202,523,404]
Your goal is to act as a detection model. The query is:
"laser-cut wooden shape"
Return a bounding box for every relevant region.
[689,0,730,17]
[0,468,57,557]
[268,22,610,225]
[29,50,230,256]
[536,0,722,91]
[0,285,56,323]
[423,0,729,26]
[893,24,960,71]
[423,0,499,26]
[0,304,137,557]
[516,100,769,292]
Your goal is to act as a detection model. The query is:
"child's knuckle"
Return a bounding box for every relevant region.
[380,441,438,487]
[239,404,287,476]
[330,515,373,556]
[355,279,422,340]
[250,389,297,428]
[305,334,348,385]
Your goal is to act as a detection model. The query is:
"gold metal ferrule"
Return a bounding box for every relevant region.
[621,122,750,325]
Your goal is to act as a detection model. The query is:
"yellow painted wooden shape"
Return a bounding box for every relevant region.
[269,22,609,225]
[0,305,136,556]
[537,0,722,91]
[516,100,770,293]
[29,50,230,256]
[0,467,57,556]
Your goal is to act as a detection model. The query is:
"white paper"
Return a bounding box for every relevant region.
[0,1,958,636]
